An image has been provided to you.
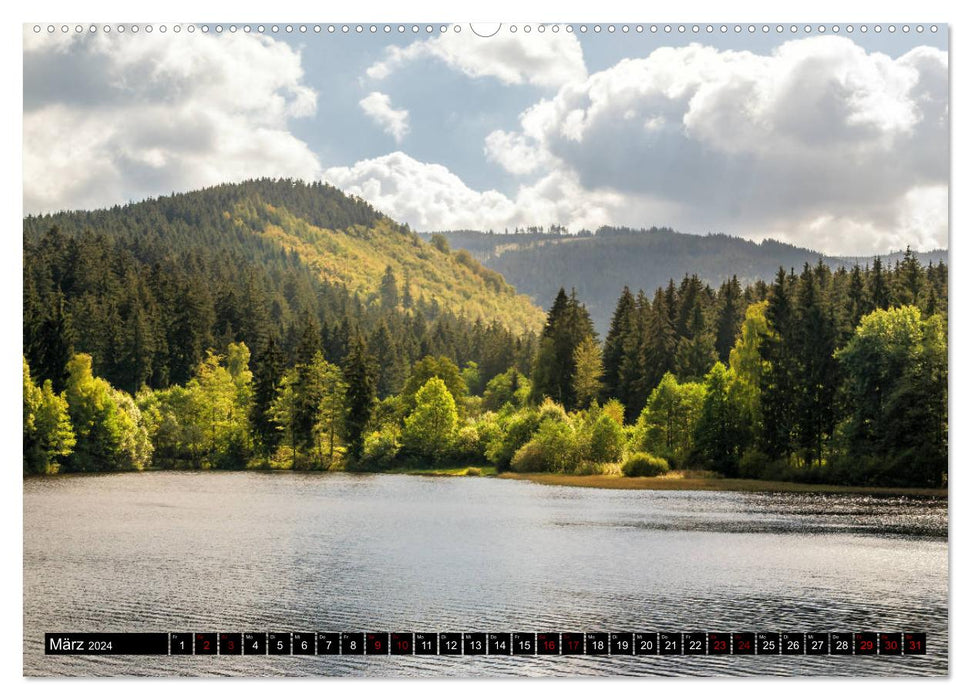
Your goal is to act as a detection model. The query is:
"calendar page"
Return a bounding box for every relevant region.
[22,20,948,679]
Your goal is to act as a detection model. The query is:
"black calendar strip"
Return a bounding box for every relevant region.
[45,632,927,656]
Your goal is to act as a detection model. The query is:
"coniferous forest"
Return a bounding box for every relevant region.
[23,180,948,488]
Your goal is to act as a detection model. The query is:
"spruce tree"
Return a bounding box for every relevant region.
[759,268,797,462]
[379,265,399,310]
[344,334,377,457]
[714,276,743,363]
[602,287,636,400]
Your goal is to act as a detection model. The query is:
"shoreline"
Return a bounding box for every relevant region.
[498,472,948,498]
[24,466,947,498]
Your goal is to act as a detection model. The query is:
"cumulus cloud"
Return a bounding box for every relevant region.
[486,36,948,254]
[366,29,586,88]
[358,92,410,143]
[23,28,321,214]
[323,151,621,232]
[483,129,550,175]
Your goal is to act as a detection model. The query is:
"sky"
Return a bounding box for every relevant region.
[22,23,949,255]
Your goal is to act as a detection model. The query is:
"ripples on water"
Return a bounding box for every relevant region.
[23,472,948,677]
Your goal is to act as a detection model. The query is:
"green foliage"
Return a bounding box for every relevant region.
[602,286,636,403]
[533,419,582,473]
[509,441,546,473]
[622,452,670,477]
[314,359,349,468]
[484,409,540,468]
[186,343,255,468]
[359,428,401,469]
[461,361,483,396]
[511,419,581,473]
[537,397,569,424]
[23,358,76,475]
[64,354,152,471]
[400,356,467,415]
[138,343,254,468]
[379,265,399,310]
[402,377,459,460]
[632,373,705,466]
[450,423,482,462]
[430,233,450,254]
[601,398,625,426]
[729,301,769,435]
[836,305,947,486]
[482,368,530,411]
[267,350,348,469]
[268,370,302,468]
[587,412,626,464]
[694,363,750,476]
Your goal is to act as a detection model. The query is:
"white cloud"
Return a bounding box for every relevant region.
[23,29,321,214]
[322,151,621,232]
[483,129,549,175]
[358,92,410,143]
[485,36,948,254]
[366,29,586,88]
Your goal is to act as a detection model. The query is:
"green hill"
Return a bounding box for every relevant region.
[26,180,545,336]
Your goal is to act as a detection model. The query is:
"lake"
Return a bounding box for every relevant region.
[23,471,948,677]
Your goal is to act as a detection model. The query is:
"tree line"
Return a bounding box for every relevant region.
[24,241,947,487]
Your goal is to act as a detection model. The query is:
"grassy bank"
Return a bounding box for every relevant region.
[498,471,947,497]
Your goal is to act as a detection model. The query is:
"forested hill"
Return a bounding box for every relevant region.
[24,180,545,335]
[427,227,948,333]
[23,179,543,396]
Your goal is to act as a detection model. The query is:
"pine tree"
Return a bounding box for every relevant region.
[344,334,377,457]
[37,290,75,392]
[530,288,596,410]
[845,264,868,332]
[759,269,797,462]
[714,276,743,363]
[379,265,399,310]
[675,295,717,381]
[370,322,407,398]
[252,337,285,453]
[572,335,603,408]
[869,257,890,310]
[402,270,414,309]
[602,287,636,400]
[642,290,678,393]
[894,247,924,307]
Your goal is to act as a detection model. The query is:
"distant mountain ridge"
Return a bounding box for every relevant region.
[425,227,947,333]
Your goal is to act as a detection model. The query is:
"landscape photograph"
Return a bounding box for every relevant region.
[22,22,948,677]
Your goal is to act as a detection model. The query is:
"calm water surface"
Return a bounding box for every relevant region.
[23,472,948,677]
